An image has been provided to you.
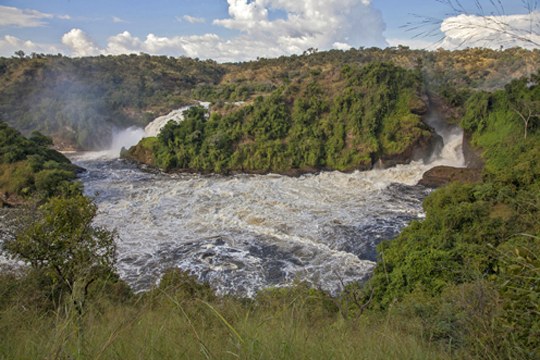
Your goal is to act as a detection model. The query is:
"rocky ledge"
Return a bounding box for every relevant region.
[419,166,483,188]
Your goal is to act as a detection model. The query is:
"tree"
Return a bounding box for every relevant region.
[3,195,117,312]
[14,50,25,59]
[29,130,54,147]
[514,100,540,139]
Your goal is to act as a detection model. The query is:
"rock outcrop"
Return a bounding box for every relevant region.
[419,165,483,188]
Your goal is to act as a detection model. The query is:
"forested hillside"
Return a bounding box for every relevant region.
[1,48,538,150]
[127,62,432,173]
[0,55,223,149]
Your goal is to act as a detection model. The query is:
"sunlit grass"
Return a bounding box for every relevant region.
[0,288,449,360]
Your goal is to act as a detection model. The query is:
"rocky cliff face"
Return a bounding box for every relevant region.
[462,132,484,169]
[418,165,483,188]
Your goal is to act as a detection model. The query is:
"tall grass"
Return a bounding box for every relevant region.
[0,286,449,360]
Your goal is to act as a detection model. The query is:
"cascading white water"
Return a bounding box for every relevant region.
[92,102,212,160]
[423,101,465,168]
[69,104,465,296]
[144,102,210,137]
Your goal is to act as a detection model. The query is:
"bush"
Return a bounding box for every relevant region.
[3,195,118,310]
[34,169,77,198]
[0,121,80,201]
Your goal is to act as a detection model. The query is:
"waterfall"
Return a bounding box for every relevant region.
[108,127,146,157]
[423,100,466,168]
[144,102,210,137]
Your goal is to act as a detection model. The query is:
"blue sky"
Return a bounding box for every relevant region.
[0,0,538,61]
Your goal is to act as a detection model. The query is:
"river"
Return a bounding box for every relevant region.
[68,106,465,297]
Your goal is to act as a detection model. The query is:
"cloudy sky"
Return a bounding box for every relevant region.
[0,0,538,62]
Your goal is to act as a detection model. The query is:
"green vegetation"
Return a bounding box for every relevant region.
[363,73,540,359]
[0,121,81,204]
[4,195,118,309]
[1,195,129,359]
[0,266,449,359]
[131,62,432,173]
[1,52,539,359]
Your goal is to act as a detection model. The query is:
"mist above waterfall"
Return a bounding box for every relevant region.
[423,99,465,168]
[108,127,146,158]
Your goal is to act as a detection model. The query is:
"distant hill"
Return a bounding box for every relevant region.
[0,55,224,149]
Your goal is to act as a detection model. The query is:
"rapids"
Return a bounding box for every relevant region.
[69,105,465,297]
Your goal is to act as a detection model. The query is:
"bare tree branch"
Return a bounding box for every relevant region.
[513,101,540,139]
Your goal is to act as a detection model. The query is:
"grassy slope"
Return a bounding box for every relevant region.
[0,271,449,360]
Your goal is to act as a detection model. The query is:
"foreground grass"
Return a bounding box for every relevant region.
[0,285,449,360]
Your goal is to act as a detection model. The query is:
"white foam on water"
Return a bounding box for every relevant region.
[68,155,444,296]
[67,105,465,296]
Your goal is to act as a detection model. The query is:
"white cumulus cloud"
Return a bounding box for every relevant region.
[0,35,61,55]
[53,0,387,62]
[440,11,540,49]
[0,5,53,27]
[62,28,101,57]
[213,0,387,55]
[0,1,387,61]
[106,31,227,58]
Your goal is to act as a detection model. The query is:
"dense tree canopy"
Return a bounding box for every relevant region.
[129,62,432,174]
